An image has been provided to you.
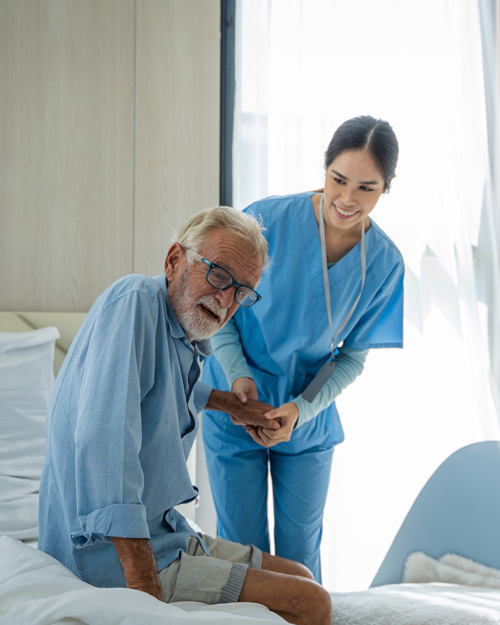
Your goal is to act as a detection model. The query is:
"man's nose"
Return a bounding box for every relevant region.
[215,286,236,309]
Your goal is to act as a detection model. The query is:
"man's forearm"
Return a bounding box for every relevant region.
[111,537,162,600]
[206,389,279,429]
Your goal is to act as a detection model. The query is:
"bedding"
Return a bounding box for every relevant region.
[2,326,499,624]
[328,552,500,624]
[0,536,285,625]
[0,327,59,543]
[2,537,500,625]
[404,551,500,589]
[330,583,500,624]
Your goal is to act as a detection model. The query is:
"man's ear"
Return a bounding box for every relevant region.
[164,243,185,281]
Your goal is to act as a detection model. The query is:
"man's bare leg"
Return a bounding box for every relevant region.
[261,552,315,578]
[238,553,332,625]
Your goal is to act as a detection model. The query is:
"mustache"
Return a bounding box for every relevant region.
[197,294,228,323]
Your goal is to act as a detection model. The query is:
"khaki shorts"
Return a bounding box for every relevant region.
[158,533,262,604]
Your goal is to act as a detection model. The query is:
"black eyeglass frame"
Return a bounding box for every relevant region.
[188,250,262,308]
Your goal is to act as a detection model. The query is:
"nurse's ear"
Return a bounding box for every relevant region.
[164,243,187,283]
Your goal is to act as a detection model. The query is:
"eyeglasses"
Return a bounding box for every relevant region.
[188,250,262,308]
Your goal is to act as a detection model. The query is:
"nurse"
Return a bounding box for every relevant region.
[202,116,404,582]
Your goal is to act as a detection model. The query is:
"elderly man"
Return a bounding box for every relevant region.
[38,207,332,625]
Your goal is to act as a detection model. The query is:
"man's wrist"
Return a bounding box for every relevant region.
[205,389,238,413]
[111,537,162,599]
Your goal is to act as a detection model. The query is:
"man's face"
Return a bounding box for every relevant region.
[165,228,262,342]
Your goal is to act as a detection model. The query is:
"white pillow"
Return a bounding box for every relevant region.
[0,327,60,541]
[404,551,500,590]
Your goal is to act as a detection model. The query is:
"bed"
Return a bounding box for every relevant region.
[1,319,500,625]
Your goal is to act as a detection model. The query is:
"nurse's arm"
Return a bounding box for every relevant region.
[211,318,254,389]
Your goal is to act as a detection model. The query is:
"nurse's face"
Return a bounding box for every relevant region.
[165,228,262,342]
[323,149,385,232]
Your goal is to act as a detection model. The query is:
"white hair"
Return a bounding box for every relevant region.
[172,206,268,268]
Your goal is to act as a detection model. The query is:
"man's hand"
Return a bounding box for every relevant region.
[111,537,163,600]
[246,402,299,448]
[206,388,280,430]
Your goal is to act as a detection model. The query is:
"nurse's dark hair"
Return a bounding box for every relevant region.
[324,116,399,192]
[172,206,268,268]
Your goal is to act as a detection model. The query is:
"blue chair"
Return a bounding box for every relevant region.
[371,441,500,587]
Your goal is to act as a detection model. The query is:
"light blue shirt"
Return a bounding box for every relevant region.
[38,273,213,588]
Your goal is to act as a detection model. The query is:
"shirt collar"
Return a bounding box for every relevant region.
[152,274,213,358]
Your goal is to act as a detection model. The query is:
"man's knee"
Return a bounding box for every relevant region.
[286,579,332,625]
[307,583,332,622]
[240,569,332,625]
[261,552,315,579]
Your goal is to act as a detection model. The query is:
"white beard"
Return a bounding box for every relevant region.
[169,267,228,342]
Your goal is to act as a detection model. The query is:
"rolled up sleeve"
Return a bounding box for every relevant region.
[71,503,149,548]
[192,381,213,414]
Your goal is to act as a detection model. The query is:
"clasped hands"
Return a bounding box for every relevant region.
[207,381,299,448]
[228,377,298,448]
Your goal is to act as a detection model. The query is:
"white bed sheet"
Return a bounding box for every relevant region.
[0,536,286,625]
[3,537,500,625]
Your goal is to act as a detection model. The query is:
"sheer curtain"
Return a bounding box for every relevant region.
[478,0,500,425]
[233,0,500,591]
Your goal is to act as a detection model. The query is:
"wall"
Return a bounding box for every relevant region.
[0,0,221,312]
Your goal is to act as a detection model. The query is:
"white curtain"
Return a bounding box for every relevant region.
[233,0,500,591]
[478,0,500,424]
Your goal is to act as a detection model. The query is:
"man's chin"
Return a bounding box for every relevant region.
[183,320,222,343]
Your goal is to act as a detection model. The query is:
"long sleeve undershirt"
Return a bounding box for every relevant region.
[210,318,368,429]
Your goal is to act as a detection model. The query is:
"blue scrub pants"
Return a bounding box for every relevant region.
[202,410,335,582]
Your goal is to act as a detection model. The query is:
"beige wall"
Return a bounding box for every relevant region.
[0,0,221,312]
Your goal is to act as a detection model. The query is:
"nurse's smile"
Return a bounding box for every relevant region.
[322,149,385,233]
[333,204,360,219]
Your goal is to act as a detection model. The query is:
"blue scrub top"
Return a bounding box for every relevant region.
[202,192,404,448]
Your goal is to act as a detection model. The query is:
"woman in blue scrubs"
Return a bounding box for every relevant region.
[202,116,404,582]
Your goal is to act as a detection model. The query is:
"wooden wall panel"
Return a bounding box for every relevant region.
[0,0,135,311]
[134,0,221,276]
[0,0,220,311]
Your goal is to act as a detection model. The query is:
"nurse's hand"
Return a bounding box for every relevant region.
[232,377,259,402]
[229,377,262,427]
[265,401,299,428]
[246,402,299,447]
